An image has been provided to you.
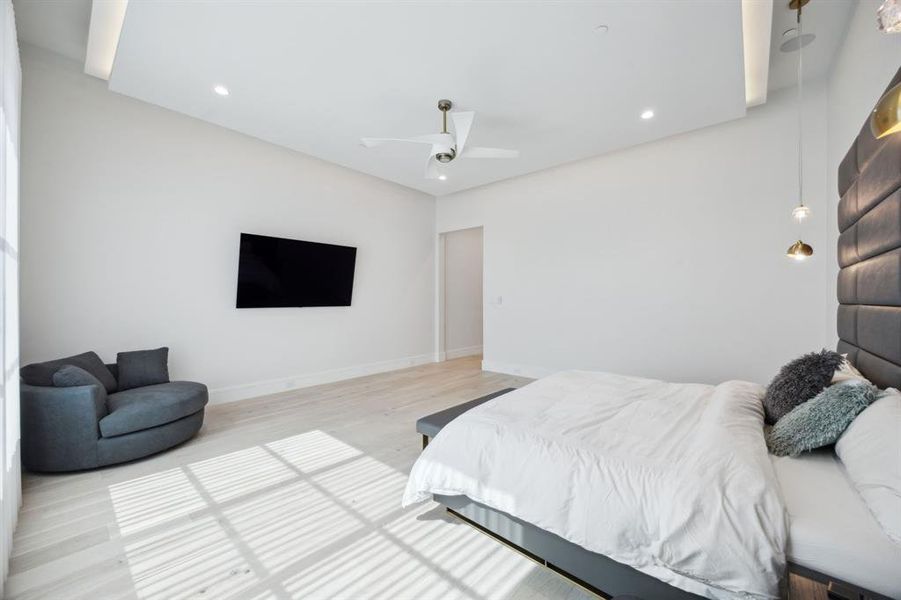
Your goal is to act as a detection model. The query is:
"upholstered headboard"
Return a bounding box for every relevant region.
[836,67,901,390]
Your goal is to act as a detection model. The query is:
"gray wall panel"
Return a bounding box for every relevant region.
[856,136,901,218]
[857,189,901,262]
[857,306,901,366]
[838,180,858,232]
[837,305,858,345]
[838,141,858,198]
[837,66,901,390]
[855,248,901,307]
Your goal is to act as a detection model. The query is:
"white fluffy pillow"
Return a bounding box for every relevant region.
[835,389,901,546]
[831,355,870,384]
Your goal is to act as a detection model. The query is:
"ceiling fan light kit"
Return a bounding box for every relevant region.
[361,99,519,180]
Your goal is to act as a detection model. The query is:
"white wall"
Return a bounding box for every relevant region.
[443,227,482,358]
[825,0,901,347]
[20,2,894,402]
[438,84,831,385]
[19,46,436,403]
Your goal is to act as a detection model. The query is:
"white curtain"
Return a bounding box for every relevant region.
[0,0,20,592]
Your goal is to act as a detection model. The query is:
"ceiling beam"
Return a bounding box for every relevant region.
[742,0,774,107]
[84,0,128,80]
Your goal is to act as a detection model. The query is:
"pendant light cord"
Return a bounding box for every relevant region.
[797,4,804,214]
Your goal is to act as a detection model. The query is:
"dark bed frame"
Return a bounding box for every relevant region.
[419,66,901,600]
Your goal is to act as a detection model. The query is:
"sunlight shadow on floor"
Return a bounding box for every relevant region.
[107,429,538,599]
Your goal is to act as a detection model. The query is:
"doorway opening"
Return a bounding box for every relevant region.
[437,227,483,362]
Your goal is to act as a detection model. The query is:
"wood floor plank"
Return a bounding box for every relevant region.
[10,358,592,600]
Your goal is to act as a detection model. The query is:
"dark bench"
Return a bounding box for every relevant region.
[416,388,516,448]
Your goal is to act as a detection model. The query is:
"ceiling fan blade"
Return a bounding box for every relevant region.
[461,146,519,159]
[451,111,474,155]
[361,133,450,148]
[425,155,440,179]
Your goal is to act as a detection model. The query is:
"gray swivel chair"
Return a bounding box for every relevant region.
[20,350,207,472]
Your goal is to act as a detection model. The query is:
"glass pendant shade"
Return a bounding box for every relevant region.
[792,205,811,221]
[870,82,901,139]
[786,240,814,260]
[877,0,901,33]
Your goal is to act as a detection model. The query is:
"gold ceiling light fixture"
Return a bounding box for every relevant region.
[787,240,814,260]
[786,0,813,261]
[870,1,900,139]
[870,82,901,139]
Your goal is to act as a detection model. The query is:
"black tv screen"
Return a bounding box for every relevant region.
[236,233,357,308]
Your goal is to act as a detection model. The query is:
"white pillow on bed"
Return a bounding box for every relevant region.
[831,355,870,384]
[836,389,901,546]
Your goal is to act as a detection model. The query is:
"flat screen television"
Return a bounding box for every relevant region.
[236,233,357,308]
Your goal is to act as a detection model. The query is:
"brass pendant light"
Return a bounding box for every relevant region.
[786,0,813,260]
[870,82,901,139]
[871,1,901,138]
[786,240,814,260]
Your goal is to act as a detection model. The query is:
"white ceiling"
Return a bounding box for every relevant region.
[13,1,854,196]
[106,1,747,196]
[766,0,854,91]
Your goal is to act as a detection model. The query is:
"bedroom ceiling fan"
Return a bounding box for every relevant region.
[361,99,519,179]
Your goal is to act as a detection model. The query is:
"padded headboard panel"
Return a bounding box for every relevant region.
[837,67,901,390]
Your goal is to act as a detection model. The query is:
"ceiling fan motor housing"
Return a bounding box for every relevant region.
[360,98,518,179]
[436,148,456,163]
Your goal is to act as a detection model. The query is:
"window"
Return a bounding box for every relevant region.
[0,0,20,590]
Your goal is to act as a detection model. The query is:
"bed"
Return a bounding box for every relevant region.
[772,451,901,598]
[405,66,901,599]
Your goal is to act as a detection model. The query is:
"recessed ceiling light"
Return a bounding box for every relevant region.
[641,109,654,120]
[438,174,447,181]
[213,85,230,96]
[595,24,609,33]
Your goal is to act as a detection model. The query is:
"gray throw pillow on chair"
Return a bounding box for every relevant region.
[52,365,105,388]
[116,347,170,391]
[21,351,117,393]
[766,381,876,457]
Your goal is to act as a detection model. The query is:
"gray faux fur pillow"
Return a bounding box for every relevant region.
[767,382,876,457]
[763,349,844,424]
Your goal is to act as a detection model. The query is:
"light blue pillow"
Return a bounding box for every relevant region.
[766,381,877,457]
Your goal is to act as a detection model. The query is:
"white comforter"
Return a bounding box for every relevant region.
[403,371,787,599]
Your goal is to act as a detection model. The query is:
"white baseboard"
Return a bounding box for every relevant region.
[444,345,483,360]
[480,359,556,379]
[209,353,436,404]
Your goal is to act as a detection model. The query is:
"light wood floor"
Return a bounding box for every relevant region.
[7,357,594,600]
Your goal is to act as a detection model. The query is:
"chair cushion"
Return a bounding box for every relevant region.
[116,347,170,391]
[100,381,208,438]
[21,351,117,393]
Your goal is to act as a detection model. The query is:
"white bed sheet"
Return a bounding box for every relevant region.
[405,371,787,599]
[772,450,901,599]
